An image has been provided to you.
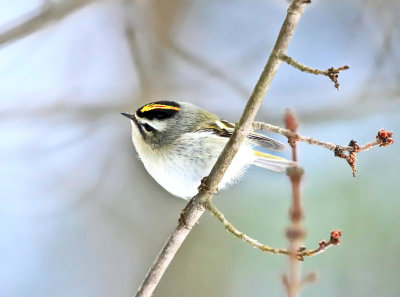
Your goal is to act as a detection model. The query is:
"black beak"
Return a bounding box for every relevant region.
[121,112,133,119]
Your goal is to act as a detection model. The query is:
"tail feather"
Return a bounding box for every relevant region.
[252,150,296,172]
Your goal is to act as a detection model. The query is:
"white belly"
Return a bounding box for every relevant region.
[133,132,254,199]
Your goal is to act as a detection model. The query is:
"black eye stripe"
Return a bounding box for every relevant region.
[142,123,155,132]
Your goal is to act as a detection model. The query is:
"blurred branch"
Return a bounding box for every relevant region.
[273,96,400,123]
[349,0,399,99]
[284,109,304,297]
[123,0,151,93]
[278,52,349,89]
[253,121,394,176]
[164,40,250,98]
[134,1,311,296]
[358,22,398,100]
[148,0,250,97]
[3,88,398,123]
[0,0,100,48]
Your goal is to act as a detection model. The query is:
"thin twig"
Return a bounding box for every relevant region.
[253,121,391,152]
[253,121,394,176]
[203,198,340,260]
[278,52,349,89]
[204,199,289,256]
[134,1,311,296]
[0,0,100,48]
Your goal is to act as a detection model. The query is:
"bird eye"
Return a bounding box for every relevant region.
[143,123,155,132]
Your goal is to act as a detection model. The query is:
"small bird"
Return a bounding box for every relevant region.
[122,101,293,200]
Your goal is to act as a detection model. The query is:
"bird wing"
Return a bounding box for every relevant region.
[197,119,286,152]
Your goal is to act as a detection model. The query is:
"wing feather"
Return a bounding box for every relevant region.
[198,120,286,152]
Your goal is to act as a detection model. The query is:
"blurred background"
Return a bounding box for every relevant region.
[0,0,399,296]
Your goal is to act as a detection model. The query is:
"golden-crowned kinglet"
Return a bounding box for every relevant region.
[122,101,293,200]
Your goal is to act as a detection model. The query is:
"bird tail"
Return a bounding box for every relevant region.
[252,150,296,172]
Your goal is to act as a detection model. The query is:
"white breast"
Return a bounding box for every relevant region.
[131,129,254,200]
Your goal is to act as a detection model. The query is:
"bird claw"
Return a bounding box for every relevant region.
[197,177,210,192]
[197,177,218,194]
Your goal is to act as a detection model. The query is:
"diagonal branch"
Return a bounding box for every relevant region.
[0,0,100,48]
[134,1,311,296]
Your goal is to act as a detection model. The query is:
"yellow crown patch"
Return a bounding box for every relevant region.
[140,104,180,113]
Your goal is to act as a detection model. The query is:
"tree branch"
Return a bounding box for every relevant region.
[0,0,100,48]
[253,121,394,176]
[203,198,340,260]
[253,121,394,152]
[278,52,349,89]
[134,1,311,296]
